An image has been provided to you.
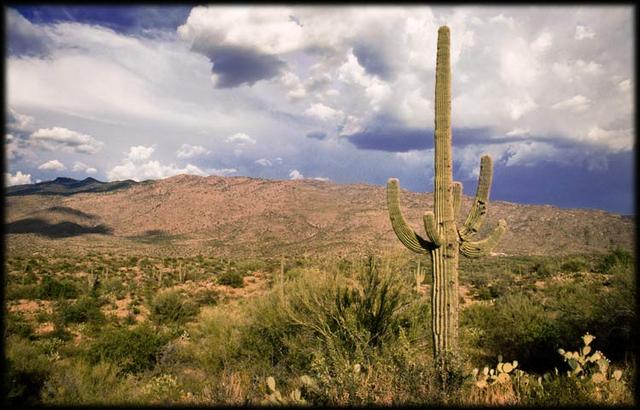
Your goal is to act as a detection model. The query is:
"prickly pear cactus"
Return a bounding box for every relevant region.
[386,26,507,371]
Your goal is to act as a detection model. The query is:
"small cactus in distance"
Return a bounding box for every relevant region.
[386,26,506,374]
[415,260,425,292]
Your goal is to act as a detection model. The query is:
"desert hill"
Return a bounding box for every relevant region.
[5,174,634,257]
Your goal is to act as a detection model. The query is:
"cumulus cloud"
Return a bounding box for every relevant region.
[108,160,207,181]
[305,103,345,123]
[575,24,595,40]
[289,169,304,180]
[551,94,592,112]
[38,159,66,171]
[126,145,155,162]
[255,158,273,166]
[225,132,256,145]
[5,171,33,186]
[176,143,210,159]
[107,144,237,181]
[72,161,98,174]
[30,127,104,154]
[7,108,35,132]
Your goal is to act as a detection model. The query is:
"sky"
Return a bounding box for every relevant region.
[4,5,635,214]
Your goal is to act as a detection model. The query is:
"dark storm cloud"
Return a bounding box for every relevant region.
[488,151,633,215]
[210,46,284,88]
[342,116,495,152]
[6,8,51,57]
[342,115,598,153]
[12,5,191,35]
[353,43,393,80]
[306,131,328,140]
[191,39,286,88]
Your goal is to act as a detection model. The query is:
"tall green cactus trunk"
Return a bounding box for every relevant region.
[386,26,507,377]
[431,26,460,363]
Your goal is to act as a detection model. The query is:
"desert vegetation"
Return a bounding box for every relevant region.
[4,248,635,405]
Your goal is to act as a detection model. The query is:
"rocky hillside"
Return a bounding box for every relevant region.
[5,175,634,257]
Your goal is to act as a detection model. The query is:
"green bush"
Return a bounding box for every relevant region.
[5,312,35,339]
[42,360,135,404]
[5,335,52,405]
[560,257,589,273]
[531,261,557,278]
[86,324,169,374]
[5,284,41,300]
[218,270,244,288]
[461,292,560,372]
[38,275,79,299]
[57,296,106,325]
[150,289,199,326]
[596,248,633,274]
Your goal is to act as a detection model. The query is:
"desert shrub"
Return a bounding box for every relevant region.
[530,260,557,278]
[217,270,244,288]
[462,292,561,372]
[38,275,79,299]
[548,263,635,363]
[5,283,41,300]
[5,335,53,405]
[101,277,125,294]
[192,288,220,306]
[42,360,138,405]
[150,289,199,326]
[5,312,35,339]
[86,323,169,374]
[596,247,633,274]
[560,257,589,273]
[235,256,432,404]
[56,296,106,325]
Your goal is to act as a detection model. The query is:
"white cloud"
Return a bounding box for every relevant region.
[207,168,237,176]
[508,94,538,120]
[5,171,32,186]
[7,108,34,132]
[255,158,273,166]
[584,126,632,152]
[575,24,595,40]
[289,169,304,180]
[127,145,155,162]
[279,71,307,101]
[38,159,66,171]
[531,31,553,53]
[552,94,591,112]
[225,132,256,145]
[72,161,98,174]
[107,144,237,181]
[313,177,330,181]
[108,160,206,181]
[30,126,104,154]
[506,127,530,136]
[305,103,345,123]
[176,143,210,159]
[618,79,631,92]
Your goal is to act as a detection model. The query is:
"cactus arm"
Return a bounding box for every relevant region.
[387,178,433,253]
[423,212,443,246]
[452,182,462,219]
[459,155,493,241]
[460,219,507,258]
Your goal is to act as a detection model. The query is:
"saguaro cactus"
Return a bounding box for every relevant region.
[386,26,507,372]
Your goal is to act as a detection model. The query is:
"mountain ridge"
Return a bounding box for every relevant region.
[5,174,634,257]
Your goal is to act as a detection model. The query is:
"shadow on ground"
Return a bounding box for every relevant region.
[6,218,113,238]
